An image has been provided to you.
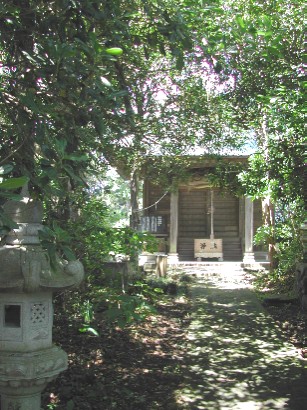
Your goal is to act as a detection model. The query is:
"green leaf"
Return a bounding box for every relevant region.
[74,37,92,55]
[63,165,84,182]
[262,15,272,28]
[111,90,129,98]
[93,115,106,134]
[63,154,88,162]
[0,164,14,175]
[236,16,245,29]
[0,210,19,229]
[78,326,99,336]
[257,30,273,37]
[86,327,100,336]
[105,47,123,56]
[62,245,76,261]
[0,192,22,200]
[55,139,67,156]
[88,32,102,53]
[41,242,57,266]
[19,92,41,113]
[21,50,38,64]
[78,327,87,333]
[38,226,56,240]
[100,76,112,87]
[0,176,29,190]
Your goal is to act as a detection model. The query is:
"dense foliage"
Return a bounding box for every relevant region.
[0,1,305,289]
[0,1,191,223]
[181,0,305,277]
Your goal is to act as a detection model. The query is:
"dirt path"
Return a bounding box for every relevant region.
[176,271,307,410]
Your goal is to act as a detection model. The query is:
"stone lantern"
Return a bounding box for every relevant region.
[0,190,84,410]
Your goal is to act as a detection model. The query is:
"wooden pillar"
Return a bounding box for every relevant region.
[168,189,179,264]
[243,196,255,263]
[239,197,244,246]
[210,190,214,239]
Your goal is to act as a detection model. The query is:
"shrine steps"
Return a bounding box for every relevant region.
[173,261,269,276]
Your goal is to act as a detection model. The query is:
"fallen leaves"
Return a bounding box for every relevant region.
[42,298,191,409]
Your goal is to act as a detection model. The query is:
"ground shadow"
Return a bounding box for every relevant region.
[42,301,187,410]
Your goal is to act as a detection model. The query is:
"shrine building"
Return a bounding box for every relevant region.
[137,155,268,268]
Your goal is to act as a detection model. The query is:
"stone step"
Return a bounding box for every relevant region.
[176,262,245,275]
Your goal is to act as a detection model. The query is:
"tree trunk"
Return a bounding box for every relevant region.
[262,197,278,270]
[260,116,277,271]
[130,163,140,230]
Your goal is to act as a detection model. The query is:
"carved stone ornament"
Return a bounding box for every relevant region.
[0,195,84,293]
[0,346,67,389]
